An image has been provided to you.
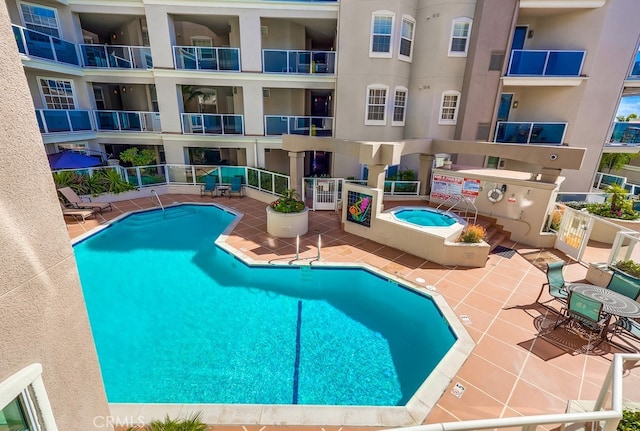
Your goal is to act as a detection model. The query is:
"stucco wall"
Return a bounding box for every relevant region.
[0,4,111,430]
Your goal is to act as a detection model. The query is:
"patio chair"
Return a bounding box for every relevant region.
[606,273,640,300]
[59,202,97,223]
[613,318,640,342]
[200,175,218,197]
[554,290,609,340]
[229,176,243,198]
[58,187,112,213]
[536,261,569,305]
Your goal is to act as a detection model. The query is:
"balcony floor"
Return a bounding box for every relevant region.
[64,194,640,431]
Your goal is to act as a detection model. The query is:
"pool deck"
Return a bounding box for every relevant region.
[65,193,640,431]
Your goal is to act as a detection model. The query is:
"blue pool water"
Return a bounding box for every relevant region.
[393,208,459,227]
[74,205,457,406]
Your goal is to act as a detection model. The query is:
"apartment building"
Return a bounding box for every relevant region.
[6,0,640,191]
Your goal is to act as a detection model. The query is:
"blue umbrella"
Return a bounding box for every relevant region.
[48,151,103,170]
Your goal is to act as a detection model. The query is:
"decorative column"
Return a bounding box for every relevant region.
[366,164,387,189]
[288,151,305,192]
[419,154,436,196]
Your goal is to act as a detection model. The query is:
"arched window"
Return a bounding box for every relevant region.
[439,90,461,125]
[449,17,472,57]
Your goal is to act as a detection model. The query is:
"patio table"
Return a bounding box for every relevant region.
[568,283,640,319]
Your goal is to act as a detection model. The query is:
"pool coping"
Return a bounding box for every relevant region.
[74,203,475,427]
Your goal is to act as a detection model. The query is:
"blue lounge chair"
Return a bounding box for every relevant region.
[229,176,243,198]
[554,290,609,341]
[536,261,569,306]
[606,273,640,300]
[200,175,218,197]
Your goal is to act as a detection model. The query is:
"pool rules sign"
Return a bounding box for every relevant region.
[431,174,480,202]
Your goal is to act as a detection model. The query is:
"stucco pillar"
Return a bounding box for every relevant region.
[289,151,305,193]
[144,7,175,69]
[242,81,265,135]
[539,168,562,184]
[238,12,262,72]
[419,154,435,196]
[367,164,387,189]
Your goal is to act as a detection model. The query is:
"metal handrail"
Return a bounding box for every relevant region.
[150,189,164,217]
[435,193,478,225]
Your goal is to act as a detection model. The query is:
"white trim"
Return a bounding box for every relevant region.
[369,11,395,58]
[392,86,408,126]
[19,1,61,38]
[438,90,461,125]
[37,76,77,110]
[398,15,415,62]
[448,17,472,57]
[0,364,58,431]
[365,84,389,126]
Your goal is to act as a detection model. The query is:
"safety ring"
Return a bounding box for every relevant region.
[487,188,504,203]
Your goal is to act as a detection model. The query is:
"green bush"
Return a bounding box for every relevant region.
[127,412,208,431]
[270,188,305,213]
[613,260,640,278]
[53,169,136,197]
[618,409,640,431]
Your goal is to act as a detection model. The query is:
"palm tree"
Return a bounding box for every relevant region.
[616,113,639,122]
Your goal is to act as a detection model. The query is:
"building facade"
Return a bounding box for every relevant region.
[6,0,640,191]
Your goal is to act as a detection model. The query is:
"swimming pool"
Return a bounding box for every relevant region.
[391,207,466,227]
[73,203,473,424]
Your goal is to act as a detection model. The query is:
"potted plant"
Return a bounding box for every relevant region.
[457,224,486,243]
[266,188,309,238]
[611,259,640,281]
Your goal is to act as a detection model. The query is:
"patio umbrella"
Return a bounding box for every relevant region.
[48,151,103,170]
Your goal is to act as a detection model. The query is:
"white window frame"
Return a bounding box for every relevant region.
[448,17,472,57]
[392,86,408,126]
[398,15,415,62]
[439,90,461,125]
[0,364,57,431]
[37,77,77,110]
[365,84,389,126]
[369,11,395,58]
[19,2,60,38]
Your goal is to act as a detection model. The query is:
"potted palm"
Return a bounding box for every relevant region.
[266,188,309,238]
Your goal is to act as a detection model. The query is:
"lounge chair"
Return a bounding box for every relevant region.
[200,175,218,197]
[58,187,112,213]
[59,202,97,223]
[554,290,609,342]
[536,261,569,306]
[606,273,640,300]
[229,176,243,198]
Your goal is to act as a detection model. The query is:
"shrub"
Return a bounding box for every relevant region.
[457,224,486,243]
[618,409,640,431]
[126,412,208,431]
[612,260,640,278]
[270,188,305,213]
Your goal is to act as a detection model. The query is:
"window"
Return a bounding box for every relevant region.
[365,85,389,125]
[399,16,415,61]
[20,2,60,37]
[439,91,461,125]
[370,12,394,57]
[449,17,472,57]
[392,87,408,126]
[190,36,213,47]
[38,78,76,109]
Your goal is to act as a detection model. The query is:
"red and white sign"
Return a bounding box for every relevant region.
[431,175,481,202]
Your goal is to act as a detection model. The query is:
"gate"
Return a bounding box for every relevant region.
[302,177,342,210]
[554,205,594,261]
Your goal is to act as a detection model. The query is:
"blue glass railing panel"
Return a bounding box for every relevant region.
[263,49,335,74]
[42,110,71,132]
[68,111,93,131]
[13,25,79,66]
[222,115,244,134]
[94,111,118,130]
[36,111,45,133]
[263,50,288,73]
[265,116,290,135]
[37,109,93,133]
[610,122,640,144]
[507,49,585,77]
[53,38,80,66]
[203,115,222,134]
[288,51,311,73]
[289,117,311,135]
[495,122,566,145]
[264,115,333,136]
[13,26,26,54]
[174,46,240,71]
[630,51,640,79]
[218,48,240,71]
[182,114,244,135]
[23,29,56,61]
[81,45,152,69]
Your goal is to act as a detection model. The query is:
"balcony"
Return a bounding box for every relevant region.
[265,116,333,137]
[36,109,93,133]
[181,114,244,135]
[262,50,335,74]
[608,122,640,145]
[12,25,80,67]
[94,111,161,132]
[494,122,567,145]
[173,47,240,72]
[81,45,153,69]
[503,49,586,86]
[629,51,640,79]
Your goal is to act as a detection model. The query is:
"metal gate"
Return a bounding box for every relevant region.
[554,205,595,261]
[302,178,342,210]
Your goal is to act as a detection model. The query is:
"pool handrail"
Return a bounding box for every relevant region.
[435,193,478,225]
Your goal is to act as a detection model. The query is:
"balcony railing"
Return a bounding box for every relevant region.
[506,49,585,76]
[181,113,244,135]
[629,51,640,79]
[173,46,241,71]
[264,115,334,136]
[494,122,567,145]
[609,121,640,144]
[12,25,80,66]
[81,44,153,69]
[35,109,93,133]
[94,111,161,132]
[262,50,335,74]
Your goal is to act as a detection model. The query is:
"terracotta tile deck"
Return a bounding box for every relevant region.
[66,193,640,431]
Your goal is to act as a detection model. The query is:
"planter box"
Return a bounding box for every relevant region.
[266,206,309,238]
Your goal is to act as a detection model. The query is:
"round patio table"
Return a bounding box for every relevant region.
[568,284,640,318]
